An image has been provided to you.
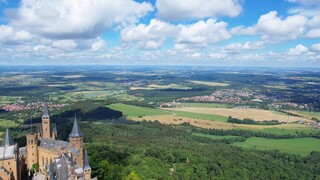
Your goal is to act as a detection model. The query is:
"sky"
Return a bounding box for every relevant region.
[0,0,319,67]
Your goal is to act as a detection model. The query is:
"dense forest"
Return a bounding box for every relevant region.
[81,121,320,179]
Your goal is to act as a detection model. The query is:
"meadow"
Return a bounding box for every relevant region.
[107,103,170,117]
[233,137,320,155]
[192,133,239,139]
[189,80,230,87]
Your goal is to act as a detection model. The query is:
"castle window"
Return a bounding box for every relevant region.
[32,153,34,156]
[31,140,33,143]
[8,162,10,165]
[42,157,44,165]
[45,128,47,132]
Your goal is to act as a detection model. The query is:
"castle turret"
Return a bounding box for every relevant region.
[26,132,38,171]
[41,102,52,139]
[1,128,15,147]
[83,149,91,180]
[1,129,19,180]
[69,115,84,167]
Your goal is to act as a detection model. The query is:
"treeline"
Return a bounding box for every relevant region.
[227,116,282,125]
[194,128,320,139]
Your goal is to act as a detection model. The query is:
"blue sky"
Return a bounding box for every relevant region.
[0,0,319,67]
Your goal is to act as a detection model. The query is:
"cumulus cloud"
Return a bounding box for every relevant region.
[288,44,308,56]
[91,38,106,52]
[286,0,320,5]
[0,25,34,44]
[51,40,77,50]
[156,0,242,21]
[121,18,230,49]
[209,53,227,59]
[221,41,264,54]
[175,19,231,48]
[311,43,320,51]
[232,11,308,40]
[306,29,320,38]
[121,19,178,49]
[7,0,153,39]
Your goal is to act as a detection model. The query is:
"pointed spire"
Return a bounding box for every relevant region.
[1,128,15,147]
[69,114,84,138]
[83,148,91,171]
[42,101,50,118]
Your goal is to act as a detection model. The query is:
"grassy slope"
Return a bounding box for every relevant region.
[108,103,170,117]
[184,103,230,108]
[192,133,239,139]
[253,128,319,135]
[233,137,320,155]
[298,111,320,118]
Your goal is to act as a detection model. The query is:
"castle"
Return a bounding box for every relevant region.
[0,102,92,180]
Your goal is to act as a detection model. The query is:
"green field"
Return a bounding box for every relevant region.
[192,133,239,139]
[298,111,320,118]
[183,103,231,108]
[233,137,320,155]
[108,103,170,117]
[167,110,229,122]
[253,128,319,135]
[263,85,289,90]
[190,80,230,87]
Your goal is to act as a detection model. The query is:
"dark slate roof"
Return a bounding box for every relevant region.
[55,155,69,180]
[42,102,50,118]
[48,163,55,180]
[39,138,68,151]
[1,129,15,147]
[83,148,91,171]
[69,116,84,138]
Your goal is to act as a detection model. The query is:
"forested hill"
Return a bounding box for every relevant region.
[82,121,320,179]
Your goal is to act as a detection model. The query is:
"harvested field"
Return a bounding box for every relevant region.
[164,107,309,122]
[190,81,229,87]
[129,115,309,130]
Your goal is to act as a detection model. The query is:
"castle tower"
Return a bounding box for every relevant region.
[69,115,84,167]
[83,149,91,180]
[26,132,38,170]
[0,129,19,180]
[41,102,52,139]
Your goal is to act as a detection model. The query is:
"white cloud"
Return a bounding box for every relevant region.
[121,19,178,49]
[156,0,242,21]
[306,29,320,38]
[209,53,227,59]
[121,18,230,50]
[175,19,231,47]
[288,44,308,56]
[311,43,320,51]
[222,41,264,54]
[8,0,153,39]
[286,0,320,5]
[191,52,202,58]
[51,40,77,50]
[0,25,34,44]
[91,38,106,52]
[232,11,308,40]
